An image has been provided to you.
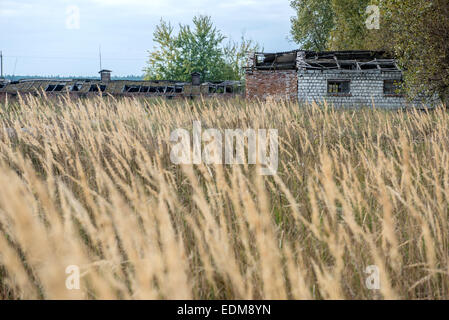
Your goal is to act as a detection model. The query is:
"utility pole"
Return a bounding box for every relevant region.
[0,51,3,79]
[99,45,102,71]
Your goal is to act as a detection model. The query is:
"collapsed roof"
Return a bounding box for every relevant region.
[252,50,401,72]
[0,78,243,96]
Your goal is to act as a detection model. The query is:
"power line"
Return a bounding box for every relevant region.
[99,45,102,70]
[12,58,18,78]
[0,51,3,78]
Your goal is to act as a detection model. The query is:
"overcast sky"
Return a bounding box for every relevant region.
[0,0,297,77]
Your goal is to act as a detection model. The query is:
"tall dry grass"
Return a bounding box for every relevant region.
[0,93,448,299]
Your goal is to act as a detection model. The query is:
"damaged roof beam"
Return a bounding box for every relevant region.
[375,59,381,70]
[333,56,341,69]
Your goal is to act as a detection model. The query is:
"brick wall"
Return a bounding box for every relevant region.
[297,70,406,109]
[245,70,298,100]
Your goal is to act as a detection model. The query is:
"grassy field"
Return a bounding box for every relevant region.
[0,94,448,299]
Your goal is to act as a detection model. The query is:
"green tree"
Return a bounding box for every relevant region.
[222,35,262,81]
[290,0,379,50]
[144,15,259,82]
[144,19,183,81]
[328,0,372,50]
[381,0,449,101]
[176,15,226,82]
[290,0,335,51]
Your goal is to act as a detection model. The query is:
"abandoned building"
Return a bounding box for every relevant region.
[246,50,436,108]
[0,50,438,107]
[0,70,243,101]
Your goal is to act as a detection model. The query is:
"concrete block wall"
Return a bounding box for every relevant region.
[246,70,298,100]
[297,70,406,109]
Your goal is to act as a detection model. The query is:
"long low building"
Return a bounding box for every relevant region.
[0,70,243,101]
[246,50,438,108]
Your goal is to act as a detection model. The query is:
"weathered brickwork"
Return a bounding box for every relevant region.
[246,50,439,108]
[246,70,298,100]
[297,70,405,109]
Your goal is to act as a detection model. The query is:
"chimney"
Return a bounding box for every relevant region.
[99,69,112,82]
[191,72,201,86]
